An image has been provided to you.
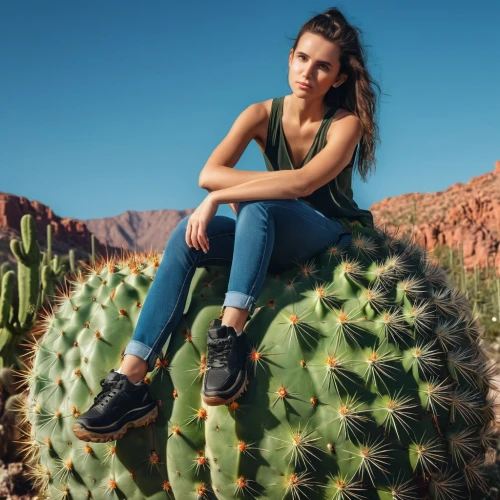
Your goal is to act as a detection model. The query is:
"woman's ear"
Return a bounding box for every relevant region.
[333,73,348,87]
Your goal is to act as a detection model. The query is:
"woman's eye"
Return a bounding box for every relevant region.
[298,55,328,69]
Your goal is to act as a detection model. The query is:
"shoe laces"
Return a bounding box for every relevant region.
[92,379,119,407]
[207,337,234,369]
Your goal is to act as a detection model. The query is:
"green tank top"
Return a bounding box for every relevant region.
[262,95,374,230]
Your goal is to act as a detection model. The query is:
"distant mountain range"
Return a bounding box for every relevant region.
[0,192,194,266]
[1,160,498,271]
[84,208,195,255]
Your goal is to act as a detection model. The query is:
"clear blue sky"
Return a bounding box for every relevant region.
[1,0,499,221]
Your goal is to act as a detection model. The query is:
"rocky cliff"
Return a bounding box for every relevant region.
[369,161,500,271]
[0,192,120,266]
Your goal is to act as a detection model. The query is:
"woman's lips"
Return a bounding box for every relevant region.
[297,82,312,89]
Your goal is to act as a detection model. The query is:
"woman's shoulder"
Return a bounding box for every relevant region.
[252,94,286,117]
[238,99,274,134]
[332,107,357,120]
[251,97,275,119]
[327,108,362,142]
[250,97,279,153]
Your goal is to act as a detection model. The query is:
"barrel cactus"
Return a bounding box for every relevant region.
[17,223,498,499]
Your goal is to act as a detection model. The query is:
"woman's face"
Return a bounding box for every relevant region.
[288,32,346,98]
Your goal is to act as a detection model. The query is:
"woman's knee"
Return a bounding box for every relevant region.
[238,199,293,210]
[177,215,191,230]
[172,215,191,235]
[169,214,234,246]
[166,215,191,247]
[238,200,253,212]
[238,199,275,214]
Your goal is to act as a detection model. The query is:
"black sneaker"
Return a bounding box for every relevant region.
[73,369,158,443]
[202,318,249,406]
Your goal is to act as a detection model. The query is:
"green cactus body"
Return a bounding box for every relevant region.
[0,262,14,281]
[9,215,41,329]
[41,265,55,305]
[91,233,96,265]
[69,249,76,273]
[41,254,65,304]
[0,270,15,330]
[1,215,84,372]
[47,224,53,264]
[20,227,497,499]
[41,251,48,268]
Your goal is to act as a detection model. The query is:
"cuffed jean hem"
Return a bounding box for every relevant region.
[123,340,160,373]
[222,291,257,319]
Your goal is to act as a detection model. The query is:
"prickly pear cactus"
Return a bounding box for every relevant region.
[19,224,498,499]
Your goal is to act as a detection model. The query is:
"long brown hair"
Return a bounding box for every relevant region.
[287,7,382,182]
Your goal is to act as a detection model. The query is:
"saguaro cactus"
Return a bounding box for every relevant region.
[9,214,41,330]
[18,223,498,499]
[1,216,85,370]
[41,224,72,304]
[0,215,41,370]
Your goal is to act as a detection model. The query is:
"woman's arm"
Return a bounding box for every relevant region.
[210,170,305,205]
[203,185,239,216]
[198,103,305,207]
[228,201,240,216]
[200,165,272,191]
[198,103,271,191]
[202,168,306,213]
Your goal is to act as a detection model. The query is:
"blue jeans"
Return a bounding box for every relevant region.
[123,199,352,371]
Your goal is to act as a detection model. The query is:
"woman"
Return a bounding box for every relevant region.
[73,7,379,443]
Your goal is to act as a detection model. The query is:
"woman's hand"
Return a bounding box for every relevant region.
[185,193,219,253]
[229,202,240,216]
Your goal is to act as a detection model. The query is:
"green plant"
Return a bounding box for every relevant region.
[18,224,497,499]
[431,243,500,341]
[0,215,93,370]
[0,215,42,371]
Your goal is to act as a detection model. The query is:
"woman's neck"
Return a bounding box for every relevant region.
[284,93,329,126]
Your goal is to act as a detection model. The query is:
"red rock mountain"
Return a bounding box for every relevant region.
[369,161,500,271]
[1,161,498,272]
[0,192,120,266]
